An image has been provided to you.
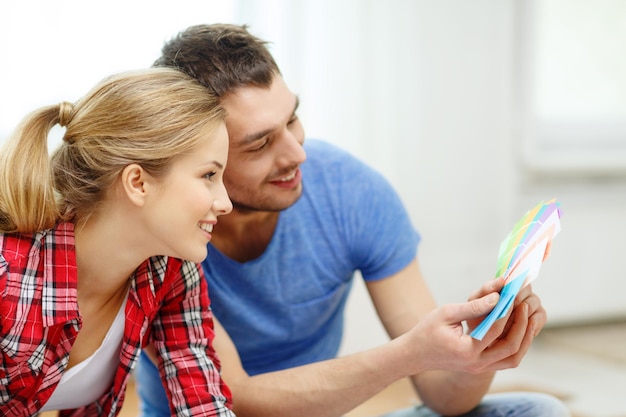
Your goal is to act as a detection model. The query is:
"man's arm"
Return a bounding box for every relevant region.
[213,319,405,417]
[367,258,547,415]
[212,267,524,417]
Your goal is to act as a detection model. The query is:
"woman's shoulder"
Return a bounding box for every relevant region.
[1,223,74,263]
[1,232,40,263]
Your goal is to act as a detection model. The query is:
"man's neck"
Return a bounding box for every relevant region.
[211,209,280,262]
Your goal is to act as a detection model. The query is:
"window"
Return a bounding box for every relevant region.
[517,0,626,175]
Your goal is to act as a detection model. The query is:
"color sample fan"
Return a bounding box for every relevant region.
[471,199,562,340]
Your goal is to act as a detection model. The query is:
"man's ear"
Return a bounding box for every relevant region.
[121,163,151,207]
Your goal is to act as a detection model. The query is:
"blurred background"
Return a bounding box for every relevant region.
[2,0,625,352]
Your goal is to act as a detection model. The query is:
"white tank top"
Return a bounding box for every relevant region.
[41,293,128,411]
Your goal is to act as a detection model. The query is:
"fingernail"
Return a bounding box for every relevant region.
[486,293,499,305]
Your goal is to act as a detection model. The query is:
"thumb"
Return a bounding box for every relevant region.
[452,293,499,321]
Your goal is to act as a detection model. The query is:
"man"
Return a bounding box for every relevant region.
[135,23,570,417]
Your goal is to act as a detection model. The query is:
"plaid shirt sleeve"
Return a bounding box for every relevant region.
[149,258,234,417]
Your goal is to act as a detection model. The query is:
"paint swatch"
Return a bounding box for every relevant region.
[471,199,562,340]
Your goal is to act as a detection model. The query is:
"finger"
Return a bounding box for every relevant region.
[477,301,517,346]
[497,309,516,339]
[513,285,542,316]
[450,293,500,324]
[483,302,529,361]
[467,277,505,301]
[497,308,538,369]
[500,290,545,339]
[513,284,541,316]
[515,283,532,301]
[522,292,542,315]
[459,303,530,374]
[528,305,548,336]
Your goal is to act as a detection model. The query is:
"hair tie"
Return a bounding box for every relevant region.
[58,101,74,128]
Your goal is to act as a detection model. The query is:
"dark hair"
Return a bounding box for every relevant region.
[154,23,281,97]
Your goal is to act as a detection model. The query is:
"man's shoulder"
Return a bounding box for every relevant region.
[299,139,390,207]
[303,139,363,172]
[304,139,351,157]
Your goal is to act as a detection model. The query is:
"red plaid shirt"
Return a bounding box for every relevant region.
[0,222,233,417]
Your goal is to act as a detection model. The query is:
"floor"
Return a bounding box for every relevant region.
[42,320,626,417]
[346,320,626,417]
[489,320,626,417]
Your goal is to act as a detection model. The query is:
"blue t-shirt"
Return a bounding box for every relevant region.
[135,139,420,415]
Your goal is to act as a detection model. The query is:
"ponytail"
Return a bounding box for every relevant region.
[0,104,64,233]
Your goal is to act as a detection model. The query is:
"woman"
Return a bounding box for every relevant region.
[0,68,234,417]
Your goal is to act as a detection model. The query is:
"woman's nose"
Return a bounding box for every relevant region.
[214,183,233,216]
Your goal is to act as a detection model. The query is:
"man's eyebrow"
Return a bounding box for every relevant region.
[241,95,300,145]
[242,128,274,145]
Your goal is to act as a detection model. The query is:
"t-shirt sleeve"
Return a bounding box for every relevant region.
[315,141,420,281]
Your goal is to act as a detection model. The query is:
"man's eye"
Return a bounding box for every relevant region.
[251,138,270,152]
[288,115,299,125]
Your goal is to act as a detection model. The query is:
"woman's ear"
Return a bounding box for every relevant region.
[121,163,150,207]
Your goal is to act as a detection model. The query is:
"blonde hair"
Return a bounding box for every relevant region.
[0,67,224,233]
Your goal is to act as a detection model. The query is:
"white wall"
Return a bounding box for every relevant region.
[2,1,624,356]
[0,0,236,141]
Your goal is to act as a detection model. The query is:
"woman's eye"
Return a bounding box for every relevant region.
[287,115,299,125]
[204,171,217,181]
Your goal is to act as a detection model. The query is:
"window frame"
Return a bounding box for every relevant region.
[515,0,626,177]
